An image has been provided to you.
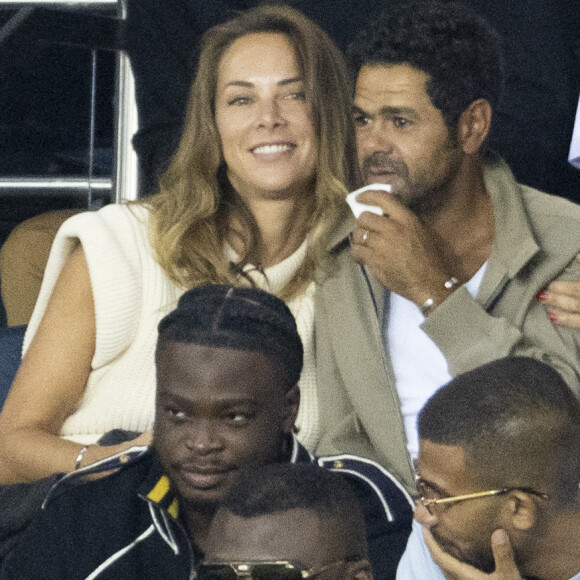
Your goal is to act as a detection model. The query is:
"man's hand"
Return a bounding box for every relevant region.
[350,190,454,308]
[423,527,522,580]
[540,254,580,328]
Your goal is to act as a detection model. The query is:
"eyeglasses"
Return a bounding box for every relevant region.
[198,557,358,579]
[415,476,550,515]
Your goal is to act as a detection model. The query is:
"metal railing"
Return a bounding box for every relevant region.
[0,0,139,204]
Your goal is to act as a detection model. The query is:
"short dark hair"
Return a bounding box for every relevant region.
[419,357,580,505]
[347,0,504,134]
[157,285,303,392]
[221,463,368,556]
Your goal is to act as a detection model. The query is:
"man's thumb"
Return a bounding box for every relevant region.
[491,529,521,580]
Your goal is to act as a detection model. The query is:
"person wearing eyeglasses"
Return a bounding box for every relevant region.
[200,463,374,580]
[397,356,580,580]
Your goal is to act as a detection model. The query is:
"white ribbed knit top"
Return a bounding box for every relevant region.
[24,204,318,449]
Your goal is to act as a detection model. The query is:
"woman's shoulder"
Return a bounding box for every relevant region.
[57,203,152,245]
[76,202,151,226]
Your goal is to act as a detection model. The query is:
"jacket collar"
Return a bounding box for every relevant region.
[290,434,316,464]
[477,154,540,306]
[138,449,180,520]
[328,209,355,254]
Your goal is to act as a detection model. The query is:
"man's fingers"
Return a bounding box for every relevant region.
[357,190,411,221]
[490,530,521,580]
[423,526,484,580]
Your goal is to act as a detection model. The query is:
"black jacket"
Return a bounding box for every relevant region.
[0,440,413,580]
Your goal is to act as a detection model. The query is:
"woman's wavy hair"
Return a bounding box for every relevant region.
[145,4,359,299]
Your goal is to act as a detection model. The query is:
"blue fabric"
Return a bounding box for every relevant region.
[0,326,25,410]
[396,521,446,580]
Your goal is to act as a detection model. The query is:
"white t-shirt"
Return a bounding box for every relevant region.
[386,263,487,458]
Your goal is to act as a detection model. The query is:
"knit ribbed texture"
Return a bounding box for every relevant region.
[225,242,318,449]
[24,205,318,450]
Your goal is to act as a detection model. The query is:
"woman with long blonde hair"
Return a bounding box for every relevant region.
[0,4,359,484]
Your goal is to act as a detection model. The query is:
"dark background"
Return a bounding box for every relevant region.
[0,1,579,250]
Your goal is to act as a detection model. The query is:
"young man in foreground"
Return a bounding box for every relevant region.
[1,285,412,579]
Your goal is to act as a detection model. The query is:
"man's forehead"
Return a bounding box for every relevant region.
[156,342,281,400]
[417,440,470,486]
[205,508,340,564]
[354,63,432,109]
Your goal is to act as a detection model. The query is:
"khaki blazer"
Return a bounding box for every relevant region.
[313,157,580,493]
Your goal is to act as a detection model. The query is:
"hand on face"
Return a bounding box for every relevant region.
[538,254,580,328]
[350,189,454,308]
[423,526,522,580]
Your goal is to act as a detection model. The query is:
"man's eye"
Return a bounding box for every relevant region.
[166,407,186,420]
[225,412,253,427]
[393,117,411,128]
[284,91,306,101]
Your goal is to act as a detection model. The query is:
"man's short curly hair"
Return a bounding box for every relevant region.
[347,1,504,133]
[157,285,303,392]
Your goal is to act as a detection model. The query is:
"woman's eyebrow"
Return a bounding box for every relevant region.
[224,80,254,88]
[224,77,303,89]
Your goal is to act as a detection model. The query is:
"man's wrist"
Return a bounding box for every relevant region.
[420,277,460,316]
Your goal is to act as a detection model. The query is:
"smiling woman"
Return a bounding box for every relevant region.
[0,5,358,485]
[215,33,317,209]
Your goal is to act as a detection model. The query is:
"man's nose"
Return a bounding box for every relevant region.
[414,500,438,525]
[359,121,393,155]
[184,420,223,454]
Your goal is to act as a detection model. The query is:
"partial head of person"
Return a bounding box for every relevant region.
[153,285,302,514]
[201,463,374,579]
[347,0,504,216]
[414,356,580,575]
[150,4,358,294]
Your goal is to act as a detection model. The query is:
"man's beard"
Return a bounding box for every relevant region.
[431,528,496,574]
[361,151,409,184]
[361,151,454,219]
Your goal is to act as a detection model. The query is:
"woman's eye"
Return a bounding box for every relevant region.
[353,114,370,127]
[228,96,252,106]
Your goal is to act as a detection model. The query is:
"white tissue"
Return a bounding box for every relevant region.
[346,183,392,218]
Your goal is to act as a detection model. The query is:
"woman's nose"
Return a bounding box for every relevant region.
[257,98,286,129]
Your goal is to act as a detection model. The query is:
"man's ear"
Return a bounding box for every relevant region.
[457,98,492,155]
[282,384,300,434]
[349,559,374,579]
[501,490,539,532]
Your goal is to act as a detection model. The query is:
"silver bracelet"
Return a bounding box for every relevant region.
[75,446,89,471]
[420,277,459,316]
[420,297,436,315]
